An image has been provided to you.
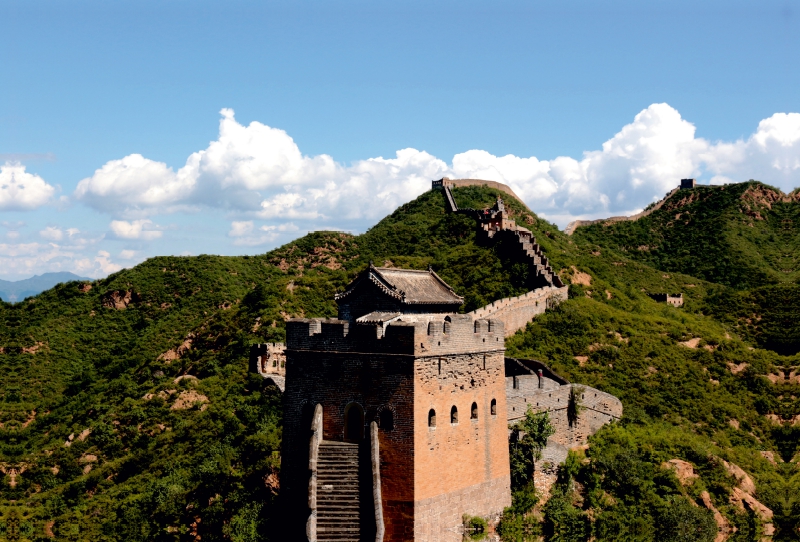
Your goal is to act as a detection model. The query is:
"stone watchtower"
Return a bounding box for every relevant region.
[281,266,511,542]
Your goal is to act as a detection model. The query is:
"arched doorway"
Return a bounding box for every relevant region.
[344,402,364,442]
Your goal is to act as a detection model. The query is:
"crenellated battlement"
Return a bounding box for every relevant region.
[468,285,568,336]
[286,314,505,357]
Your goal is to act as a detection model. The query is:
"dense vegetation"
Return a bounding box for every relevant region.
[575,182,800,354]
[0,183,798,541]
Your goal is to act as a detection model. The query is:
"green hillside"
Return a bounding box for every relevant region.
[574,182,800,355]
[0,184,799,541]
[574,181,800,289]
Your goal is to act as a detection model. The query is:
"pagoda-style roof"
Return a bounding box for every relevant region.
[335,264,464,306]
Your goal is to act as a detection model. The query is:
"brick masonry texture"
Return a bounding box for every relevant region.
[282,315,510,542]
[507,375,622,447]
[468,286,568,337]
[506,374,623,499]
[413,477,511,542]
[250,342,286,376]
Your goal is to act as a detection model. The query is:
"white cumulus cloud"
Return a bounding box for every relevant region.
[74,154,196,217]
[228,220,300,246]
[40,226,64,241]
[0,162,57,210]
[109,219,163,240]
[73,104,800,230]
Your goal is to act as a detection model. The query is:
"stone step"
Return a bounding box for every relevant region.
[319,454,358,459]
[318,507,360,512]
[317,503,360,518]
[317,508,359,512]
[317,481,360,488]
[317,475,359,482]
[318,516,361,522]
[316,441,361,540]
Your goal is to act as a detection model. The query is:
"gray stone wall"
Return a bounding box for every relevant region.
[413,476,511,542]
[468,286,568,337]
[564,187,680,235]
[506,376,622,448]
[250,342,286,376]
[286,315,505,359]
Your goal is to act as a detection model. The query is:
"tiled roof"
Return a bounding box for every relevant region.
[335,265,464,306]
[356,311,401,324]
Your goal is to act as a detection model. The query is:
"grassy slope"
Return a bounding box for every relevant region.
[574,181,800,355]
[0,185,798,541]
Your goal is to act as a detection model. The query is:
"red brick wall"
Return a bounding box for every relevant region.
[412,350,511,539]
[282,316,512,542]
[281,347,417,540]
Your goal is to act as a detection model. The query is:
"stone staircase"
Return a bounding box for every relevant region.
[442,185,563,288]
[475,221,562,288]
[316,441,362,542]
[508,229,563,288]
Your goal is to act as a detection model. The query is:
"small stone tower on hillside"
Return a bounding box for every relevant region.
[281,267,511,542]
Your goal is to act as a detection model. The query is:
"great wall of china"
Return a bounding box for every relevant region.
[564,186,680,235]
[251,179,622,541]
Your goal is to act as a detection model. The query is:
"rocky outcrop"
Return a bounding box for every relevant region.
[101,289,140,309]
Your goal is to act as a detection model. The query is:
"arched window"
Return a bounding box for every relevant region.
[450,405,458,424]
[471,402,478,420]
[490,399,497,416]
[428,409,436,428]
[379,408,394,431]
[344,402,364,442]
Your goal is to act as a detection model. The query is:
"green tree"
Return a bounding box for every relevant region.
[508,407,555,490]
[567,386,584,429]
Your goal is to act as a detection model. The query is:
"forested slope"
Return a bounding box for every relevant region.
[0,185,798,541]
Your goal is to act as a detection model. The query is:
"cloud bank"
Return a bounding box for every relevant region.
[72,105,800,231]
[0,162,57,210]
[5,103,800,280]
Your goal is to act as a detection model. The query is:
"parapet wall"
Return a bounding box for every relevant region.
[564,187,679,235]
[468,286,568,337]
[286,315,505,357]
[506,378,622,448]
[432,177,526,208]
[250,342,286,376]
[648,293,684,307]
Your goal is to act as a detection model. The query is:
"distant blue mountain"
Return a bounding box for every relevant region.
[0,272,91,302]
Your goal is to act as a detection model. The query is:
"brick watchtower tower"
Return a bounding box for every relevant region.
[281,267,511,542]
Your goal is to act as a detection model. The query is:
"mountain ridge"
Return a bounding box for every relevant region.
[0,183,798,541]
[0,272,91,303]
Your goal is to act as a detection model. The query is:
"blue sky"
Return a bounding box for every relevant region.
[1,0,799,280]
